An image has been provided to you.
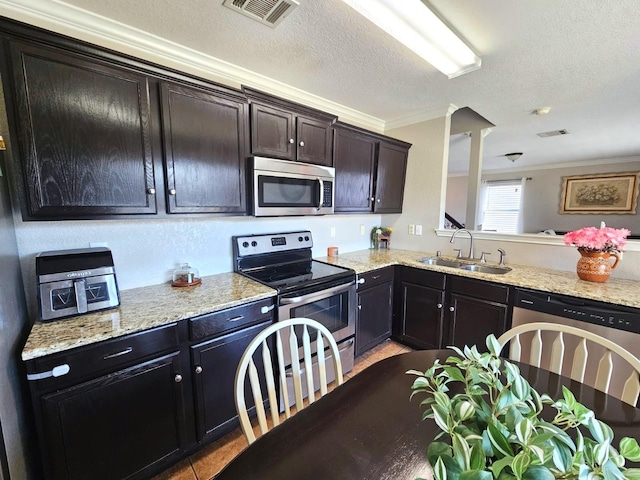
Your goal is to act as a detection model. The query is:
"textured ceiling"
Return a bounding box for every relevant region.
[2,0,640,174]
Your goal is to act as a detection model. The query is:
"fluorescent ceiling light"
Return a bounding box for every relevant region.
[340,0,481,78]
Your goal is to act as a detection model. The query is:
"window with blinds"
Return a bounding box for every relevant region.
[480,180,522,233]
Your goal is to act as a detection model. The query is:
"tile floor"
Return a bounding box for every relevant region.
[152,339,412,480]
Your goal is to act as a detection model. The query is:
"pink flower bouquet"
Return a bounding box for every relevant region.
[563,226,630,253]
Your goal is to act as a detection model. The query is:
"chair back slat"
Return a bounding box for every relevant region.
[570,338,588,383]
[316,333,328,396]
[274,329,291,419]
[530,330,543,367]
[260,339,280,429]
[549,332,565,375]
[235,318,344,444]
[289,326,304,411]
[595,351,614,394]
[301,325,315,404]
[621,371,640,406]
[498,322,640,406]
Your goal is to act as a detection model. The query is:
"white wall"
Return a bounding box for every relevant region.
[445,175,468,226]
[15,214,380,316]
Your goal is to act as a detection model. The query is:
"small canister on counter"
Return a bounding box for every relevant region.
[327,246,339,257]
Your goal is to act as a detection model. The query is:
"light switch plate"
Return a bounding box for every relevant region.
[416,225,423,235]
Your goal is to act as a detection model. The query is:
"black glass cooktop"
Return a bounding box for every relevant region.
[244,260,353,291]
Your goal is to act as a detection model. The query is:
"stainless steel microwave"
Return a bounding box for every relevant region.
[249,157,335,216]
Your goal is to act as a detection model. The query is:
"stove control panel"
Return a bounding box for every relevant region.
[233,231,313,257]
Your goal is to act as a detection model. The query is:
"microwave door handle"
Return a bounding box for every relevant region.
[317,178,324,210]
[74,280,88,313]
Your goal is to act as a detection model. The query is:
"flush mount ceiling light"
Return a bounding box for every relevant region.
[505,152,523,162]
[340,0,481,78]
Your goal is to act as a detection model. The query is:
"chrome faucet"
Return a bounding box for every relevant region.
[449,228,474,260]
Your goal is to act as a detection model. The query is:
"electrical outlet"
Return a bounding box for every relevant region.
[360,224,365,235]
[330,227,336,237]
[408,224,415,235]
[416,225,423,235]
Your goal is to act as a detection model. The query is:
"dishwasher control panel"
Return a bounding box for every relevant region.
[514,289,640,334]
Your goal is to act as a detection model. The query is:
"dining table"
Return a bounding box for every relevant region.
[214,350,640,480]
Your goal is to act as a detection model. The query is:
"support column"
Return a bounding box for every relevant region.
[465,127,491,230]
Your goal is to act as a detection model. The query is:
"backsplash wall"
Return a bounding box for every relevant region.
[15,214,380,318]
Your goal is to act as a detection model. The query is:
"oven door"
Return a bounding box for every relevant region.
[278,281,356,344]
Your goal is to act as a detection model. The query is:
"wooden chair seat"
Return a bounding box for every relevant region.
[497,322,640,406]
[234,318,344,444]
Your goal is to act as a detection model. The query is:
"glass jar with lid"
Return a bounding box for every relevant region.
[171,263,201,287]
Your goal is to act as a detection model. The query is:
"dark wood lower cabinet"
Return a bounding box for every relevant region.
[191,320,271,441]
[448,294,508,349]
[356,280,393,356]
[39,352,187,480]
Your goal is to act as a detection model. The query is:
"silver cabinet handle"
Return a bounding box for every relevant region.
[357,278,365,284]
[449,306,455,312]
[289,138,295,144]
[103,347,133,360]
[169,189,176,195]
[372,275,381,280]
[376,198,381,203]
[229,315,244,322]
[370,197,375,201]
[147,188,156,194]
[437,303,443,309]
[174,374,183,383]
[357,304,362,310]
[195,366,203,374]
[299,141,305,147]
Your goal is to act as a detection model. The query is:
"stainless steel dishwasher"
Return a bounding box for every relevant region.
[511,288,640,402]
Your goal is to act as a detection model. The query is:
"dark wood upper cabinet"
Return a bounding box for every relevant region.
[374,141,409,213]
[244,87,336,166]
[8,41,157,219]
[160,82,248,214]
[332,127,376,212]
[333,122,410,214]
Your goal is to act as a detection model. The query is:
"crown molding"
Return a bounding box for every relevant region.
[384,103,458,131]
[0,0,387,131]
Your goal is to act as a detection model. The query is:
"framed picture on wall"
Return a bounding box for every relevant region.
[560,172,640,214]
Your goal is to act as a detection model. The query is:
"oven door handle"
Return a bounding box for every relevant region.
[317,178,324,210]
[280,281,355,306]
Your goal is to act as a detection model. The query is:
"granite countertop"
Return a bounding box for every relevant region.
[22,272,276,361]
[319,248,640,309]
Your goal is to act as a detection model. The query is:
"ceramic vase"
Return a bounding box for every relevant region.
[576,249,619,283]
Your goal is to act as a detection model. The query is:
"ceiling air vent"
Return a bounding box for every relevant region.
[537,129,570,138]
[223,0,299,28]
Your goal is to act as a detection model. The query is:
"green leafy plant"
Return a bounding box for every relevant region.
[407,335,640,480]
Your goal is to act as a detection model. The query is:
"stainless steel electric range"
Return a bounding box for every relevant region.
[232,231,356,379]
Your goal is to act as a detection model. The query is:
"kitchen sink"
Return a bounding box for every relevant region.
[419,257,512,275]
[459,264,512,275]
[420,257,464,268]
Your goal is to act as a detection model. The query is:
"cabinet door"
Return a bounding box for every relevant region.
[374,141,409,214]
[39,352,186,480]
[333,128,375,212]
[9,42,157,218]
[296,115,332,166]
[356,281,393,355]
[399,282,445,349]
[161,83,248,213]
[448,293,508,349]
[191,320,272,441]
[250,103,295,160]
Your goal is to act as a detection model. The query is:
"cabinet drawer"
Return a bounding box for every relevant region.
[357,266,394,291]
[27,323,180,390]
[401,267,446,290]
[189,298,275,341]
[450,276,509,304]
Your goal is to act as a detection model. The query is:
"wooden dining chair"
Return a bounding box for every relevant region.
[497,322,640,406]
[234,317,344,444]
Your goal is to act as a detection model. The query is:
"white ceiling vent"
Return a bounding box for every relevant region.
[537,129,570,138]
[223,0,299,28]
